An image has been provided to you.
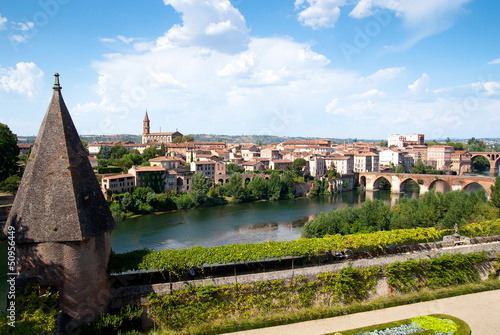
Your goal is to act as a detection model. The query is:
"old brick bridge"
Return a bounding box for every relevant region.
[359,172,496,198]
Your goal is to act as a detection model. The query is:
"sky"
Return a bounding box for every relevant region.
[0,0,499,140]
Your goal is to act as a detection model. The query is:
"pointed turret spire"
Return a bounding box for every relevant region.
[6,73,116,243]
[144,109,149,121]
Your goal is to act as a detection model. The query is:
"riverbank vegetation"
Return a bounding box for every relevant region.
[302,189,500,238]
[108,171,300,221]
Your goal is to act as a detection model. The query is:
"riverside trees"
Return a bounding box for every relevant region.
[302,190,498,238]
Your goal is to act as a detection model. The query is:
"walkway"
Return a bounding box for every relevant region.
[229,289,500,335]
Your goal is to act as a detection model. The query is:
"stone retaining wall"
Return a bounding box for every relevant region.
[110,237,500,308]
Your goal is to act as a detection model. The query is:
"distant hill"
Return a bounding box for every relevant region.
[17,133,500,145]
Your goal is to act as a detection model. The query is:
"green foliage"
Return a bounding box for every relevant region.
[0,175,20,194]
[109,143,129,159]
[190,172,210,205]
[268,171,282,200]
[133,187,154,202]
[247,175,268,199]
[108,227,442,273]
[491,176,500,209]
[147,267,379,332]
[310,179,330,196]
[0,123,19,180]
[292,158,307,174]
[411,316,458,334]
[175,193,195,210]
[80,304,143,335]
[460,219,500,237]
[226,163,244,174]
[472,155,490,172]
[142,145,157,161]
[96,166,123,174]
[303,190,495,238]
[411,161,438,174]
[173,135,195,143]
[97,145,111,160]
[385,252,487,293]
[226,173,247,203]
[0,285,59,335]
[339,314,469,335]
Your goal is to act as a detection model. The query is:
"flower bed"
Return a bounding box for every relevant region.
[332,314,470,335]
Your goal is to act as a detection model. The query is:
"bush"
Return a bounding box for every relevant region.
[0,175,20,194]
[96,166,123,174]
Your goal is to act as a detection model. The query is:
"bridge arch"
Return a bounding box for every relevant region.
[373,176,392,190]
[399,177,420,194]
[428,179,452,193]
[470,152,500,177]
[462,182,487,195]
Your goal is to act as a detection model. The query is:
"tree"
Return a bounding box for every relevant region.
[97,145,111,160]
[268,172,282,201]
[191,172,210,205]
[182,135,194,142]
[0,175,20,194]
[292,158,307,174]
[142,145,157,161]
[159,143,166,156]
[379,140,388,147]
[280,171,295,199]
[227,163,244,174]
[468,137,487,152]
[226,173,246,203]
[110,143,129,159]
[247,175,268,199]
[0,123,19,180]
[123,150,143,166]
[491,177,500,209]
[471,156,489,172]
[133,187,154,202]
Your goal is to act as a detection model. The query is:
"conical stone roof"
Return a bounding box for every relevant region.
[6,74,116,243]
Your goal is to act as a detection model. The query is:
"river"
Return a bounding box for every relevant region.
[109,189,418,254]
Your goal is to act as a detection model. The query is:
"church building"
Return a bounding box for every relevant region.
[142,111,183,144]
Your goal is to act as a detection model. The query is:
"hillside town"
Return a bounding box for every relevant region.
[59,112,488,197]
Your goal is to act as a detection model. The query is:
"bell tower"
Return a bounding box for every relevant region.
[143,110,150,135]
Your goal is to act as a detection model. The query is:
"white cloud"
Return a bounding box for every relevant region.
[408,73,429,97]
[71,102,98,117]
[0,62,44,97]
[117,35,135,44]
[360,67,406,82]
[299,0,471,49]
[13,21,34,31]
[295,0,345,29]
[349,0,373,19]
[0,14,7,31]
[9,35,27,43]
[156,0,250,54]
[488,58,500,65]
[471,81,500,96]
[347,89,386,100]
[205,20,236,36]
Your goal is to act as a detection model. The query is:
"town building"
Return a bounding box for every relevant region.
[406,145,428,163]
[325,154,353,175]
[128,165,167,193]
[101,174,135,196]
[354,153,379,172]
[149,156,184,169]
[451,151,472,174]
[388,134,425,148]
[142,111,183,144]
[427,145,454,170]
[269,159,293,171]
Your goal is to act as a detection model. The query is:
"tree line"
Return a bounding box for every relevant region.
[302,181,500,238]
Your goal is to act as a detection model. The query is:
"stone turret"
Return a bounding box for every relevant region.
[143,110,150,135]
[5,73,116,331]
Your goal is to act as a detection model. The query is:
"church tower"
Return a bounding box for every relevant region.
[142,110,150,144]
[5,73,116,330]
[143,110,150,135]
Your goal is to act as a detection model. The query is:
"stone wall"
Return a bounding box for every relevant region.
[110,238,500,306]
[18,232,112,333]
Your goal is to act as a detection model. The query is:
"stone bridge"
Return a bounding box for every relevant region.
[470,152,500,177]
[359,172,496,198]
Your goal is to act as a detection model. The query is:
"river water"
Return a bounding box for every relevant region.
[109,189,413,254]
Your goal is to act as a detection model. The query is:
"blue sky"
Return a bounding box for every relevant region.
[0,0,499,140]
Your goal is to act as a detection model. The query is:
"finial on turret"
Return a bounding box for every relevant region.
[53,73,61,90]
